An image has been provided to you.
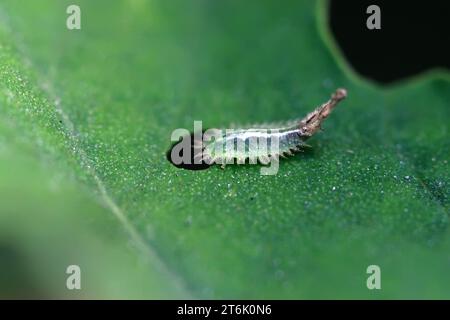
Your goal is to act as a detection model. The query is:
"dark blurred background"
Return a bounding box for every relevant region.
[330,0,450,84]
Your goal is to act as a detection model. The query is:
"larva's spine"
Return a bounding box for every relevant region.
[199,88,347,167]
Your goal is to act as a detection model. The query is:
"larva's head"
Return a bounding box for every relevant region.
[300,88,347,137]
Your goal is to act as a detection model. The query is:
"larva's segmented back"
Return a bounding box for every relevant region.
[228,118,301,130]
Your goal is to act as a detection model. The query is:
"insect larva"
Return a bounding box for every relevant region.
[196,88,347,168]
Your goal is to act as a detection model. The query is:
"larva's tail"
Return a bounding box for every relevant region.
[300,88,347,137]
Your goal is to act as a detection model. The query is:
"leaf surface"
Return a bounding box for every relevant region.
[0,0,448,298]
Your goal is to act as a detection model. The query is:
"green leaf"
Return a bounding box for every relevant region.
[0,0,448,298]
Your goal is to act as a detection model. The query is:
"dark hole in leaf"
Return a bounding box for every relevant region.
[329,0,449,84]
[166,131,211,170]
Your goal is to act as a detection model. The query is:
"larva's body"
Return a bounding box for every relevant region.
[198,89,347,167]
[202,126,307,165]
